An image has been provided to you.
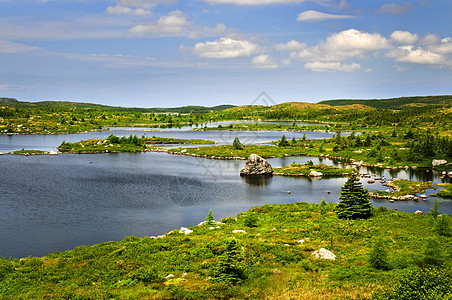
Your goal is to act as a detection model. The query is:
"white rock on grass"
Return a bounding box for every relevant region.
[232,230,247,234]
[179,227,193,235]
[165,274,175,279]
[197,220,224,226]
[311,248,336,260]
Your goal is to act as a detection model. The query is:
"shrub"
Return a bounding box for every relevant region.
[211,240,244,285]
[278,135,290,147]
[435,215,452,237]
[243,214,258,228]
[368,239,390,270]
[422,237,444,267]
[372,267,452,300]
[232,137,243,150]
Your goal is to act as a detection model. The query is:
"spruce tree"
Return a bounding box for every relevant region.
[232,137,243,150]
[335,175,373,219]
[278,135,290,147]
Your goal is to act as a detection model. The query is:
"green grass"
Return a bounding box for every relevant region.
[12,149,50,155]
[1,202,451,299]
[372,179,434,198]
[57,138,147,153]
[431,183,452,199]
[273,162,354,176]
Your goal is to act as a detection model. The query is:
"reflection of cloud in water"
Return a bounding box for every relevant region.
[241,175,273,186]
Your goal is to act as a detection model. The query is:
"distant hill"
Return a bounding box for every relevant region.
[0,97,19,104]
[318,95,452,109]
[0,98,235,113]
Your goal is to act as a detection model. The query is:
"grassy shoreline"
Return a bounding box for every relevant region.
[1,202,451,299]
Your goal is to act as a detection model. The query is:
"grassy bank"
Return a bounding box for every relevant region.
[432,183,452,199]
[370,179,434,200]
[273,162,354,176]
[57,134,216,154]
[1,202,452,299]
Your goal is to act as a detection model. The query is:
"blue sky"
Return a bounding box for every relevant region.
[0,0,451,107]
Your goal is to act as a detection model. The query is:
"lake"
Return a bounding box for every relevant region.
[0,128,450,258]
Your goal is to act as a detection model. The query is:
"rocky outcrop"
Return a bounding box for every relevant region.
[432,159,447,166]
[240,154,273,176]
[309,170,323,177]
[311,248,336,260]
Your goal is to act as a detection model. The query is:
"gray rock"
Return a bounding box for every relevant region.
[309,170,323,177]
[311,248,336,260]
[240,154,273,175]
[432,159,447,166]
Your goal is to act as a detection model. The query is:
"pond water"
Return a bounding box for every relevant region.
[0,128,450,258]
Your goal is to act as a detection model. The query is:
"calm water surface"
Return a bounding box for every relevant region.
[0,129,450,258]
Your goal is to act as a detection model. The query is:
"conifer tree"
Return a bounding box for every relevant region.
[232,137,243,150]
[335,176,373,219]
[278,135,290,147]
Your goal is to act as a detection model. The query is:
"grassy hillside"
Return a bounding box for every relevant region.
[0,98,234,114]
[318,95,452,110]
[1,202,451,299]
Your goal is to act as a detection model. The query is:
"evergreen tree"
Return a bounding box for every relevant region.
[435,215,452,237]
[212,240,244,285]
[206,209,215,225]
[335,176,373,220]
[278,135,290,147]
[368,239,390,270]
[232,137,243,150]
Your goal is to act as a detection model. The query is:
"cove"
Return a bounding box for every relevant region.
[1,150,451,259]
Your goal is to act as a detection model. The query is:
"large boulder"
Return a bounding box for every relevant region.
[432,159,447,166]
[311,248,336,260]
[309,170,323,177]
[240,154,273,176]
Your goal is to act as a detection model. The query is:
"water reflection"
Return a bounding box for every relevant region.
[241,175,273,186]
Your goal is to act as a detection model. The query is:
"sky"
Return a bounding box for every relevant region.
[0,0,451,107]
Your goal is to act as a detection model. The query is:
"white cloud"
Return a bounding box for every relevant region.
[0,40,42,54]
[304,61,361,72]
[292,29,389,62]
[188,23,227,39]
[106,0,176,16]
[388,45,445,65]
[297,10,354,22]
[129,10,190,35]
[274,40,307,51]
[113,0,176,9]
[251,54,278,69]
[193,37,260,58]
[375,3,412,14]
[390,30,418,44]
[201,0,316,5]
[429,37,452,55]
[106,6,151,16]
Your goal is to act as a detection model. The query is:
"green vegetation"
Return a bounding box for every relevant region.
[273,162,354,176]
[1,202,452,299]
[11,149,51,155]
[0,98,230,134]
[58,134,147,153]
[57,134,216,153]
[319,95,452,110]
[335,175,373,220]
[232,137,243,150]
[432,183,452,199]
[171,130,452,171]
[371,179,434,199]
